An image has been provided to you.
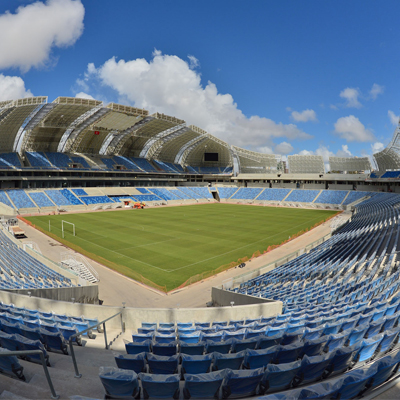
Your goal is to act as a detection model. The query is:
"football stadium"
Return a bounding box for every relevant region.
[0,95,399,399]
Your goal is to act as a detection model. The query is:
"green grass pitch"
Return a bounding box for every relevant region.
[25,204,337,291]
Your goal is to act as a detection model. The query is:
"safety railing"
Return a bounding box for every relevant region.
[0,349,59,399]
[69,311,124,378]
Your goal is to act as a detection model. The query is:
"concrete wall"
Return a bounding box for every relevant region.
[212,287,281,307]
[6,285,99,304]
[0,290,282,331]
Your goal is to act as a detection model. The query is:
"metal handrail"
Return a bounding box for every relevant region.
[69,311,124,378]
[0,349,58,399]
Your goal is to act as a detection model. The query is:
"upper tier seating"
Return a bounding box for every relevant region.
[153,160,181,173]
[70,156,91,169]
[45,152,72,168]
[113,156,141,172]
[370,171,382,178]
[101,158,116,170]
[222,166,233,174]
[0,153,21,168]
[314,190,348,205]
[25,152,52,168]
[186,166,199,174]
[198,167,221,174]
[7,190,36,209]
[130,157,157,172]
[230,188,263,200]
[256,188,291,202]
[284,189,320,203]
[381,171,400,179]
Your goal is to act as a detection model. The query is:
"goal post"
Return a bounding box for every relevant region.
[62,220,75,238]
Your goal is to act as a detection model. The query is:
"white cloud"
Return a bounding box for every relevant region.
[82,51,312,152]
[336,144,353,158]
[388,110,399,126]
[275,141,294,155]
[369,83,384,100]
[290,109,317,123]
[334,115,374,142]
[0,74,32,101]
[258,146,273,154]
[340,87,362,108]
[75,91,94,100]
[0,0,84,72]
[371,142,384,154]
[188,55,200,69]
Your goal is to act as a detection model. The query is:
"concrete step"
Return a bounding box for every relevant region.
[0,373,51,400]
[0,390,31,400]
[29,368,104,399]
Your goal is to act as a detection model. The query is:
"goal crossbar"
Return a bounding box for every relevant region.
[62,220,75,238]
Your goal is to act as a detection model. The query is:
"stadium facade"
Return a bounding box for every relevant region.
[0,95,399,193]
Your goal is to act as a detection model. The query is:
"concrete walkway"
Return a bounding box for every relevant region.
[17,208,350,309]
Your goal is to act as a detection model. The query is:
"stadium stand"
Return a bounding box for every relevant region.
[0,192,14,209]
[150,188,182,201]
[130,157,158,172]
[217,187,239,199]
[45,152,72,168]
[100,158,116,170]
[136,188,151,194]
[230,188,263,200]
[381,170,400,178]
[80,196,114,205]
[25,152,52,168]
[72,188,88,196]
[70,156,91,169]
[188,187,213,199]
[2,96,400,398]
[0,153,21,168]
[132,194,162,202]
[172,188,195,200]
[28,192,55,208]
[284,189,320,203]
[342,191,369,206]
[45,190,75,206]
[7,190,36,209]
[313,190,348,205]
[256,188,291,202]
[113,156,141,171]
[59,189,83,205]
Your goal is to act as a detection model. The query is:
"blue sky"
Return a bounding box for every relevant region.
[1,0,400,168]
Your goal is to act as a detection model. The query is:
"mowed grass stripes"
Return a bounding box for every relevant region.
[26,204,337,291]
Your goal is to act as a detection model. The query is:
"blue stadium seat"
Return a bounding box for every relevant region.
[99,367,140,398]
[114,353,146,373]
[139,373,180,399]
[183,370,227,399]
